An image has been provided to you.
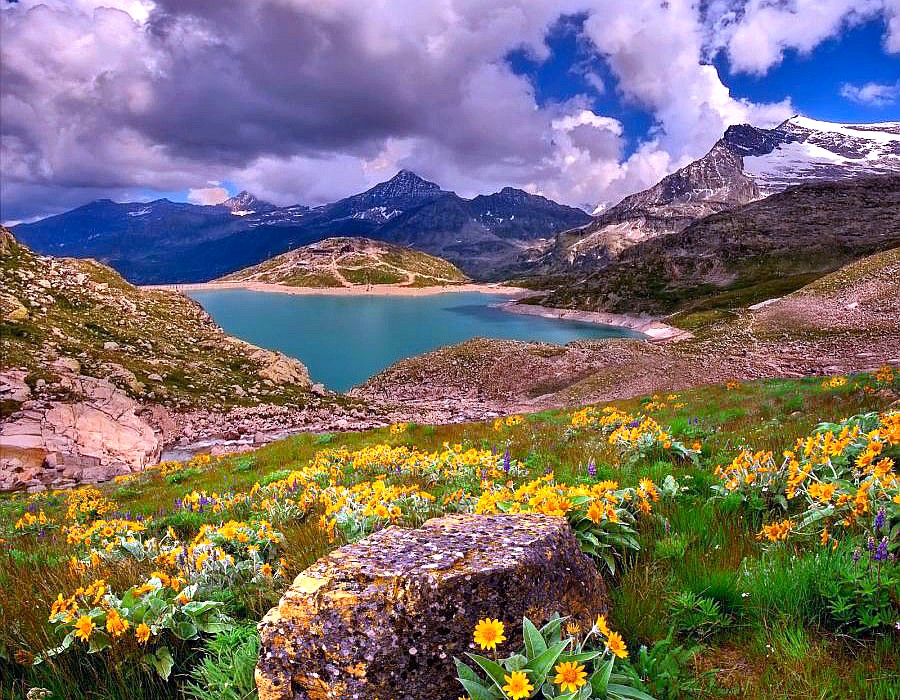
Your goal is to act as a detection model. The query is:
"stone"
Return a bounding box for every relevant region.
[103,341,120,351]
[256,513,607,700]
[52,357,81,374]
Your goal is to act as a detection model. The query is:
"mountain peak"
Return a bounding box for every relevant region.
[222,190,275,214]
[384,169,441,190]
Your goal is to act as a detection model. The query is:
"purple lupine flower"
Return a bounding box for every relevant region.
[874,508,886,532]
[852,549,861,562]
[867,537,876,552]
[587,459,596,479]
[873,537,889,562]
[503,447,511,473]
[491,445,497,456]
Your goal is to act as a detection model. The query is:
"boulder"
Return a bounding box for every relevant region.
[256,513,607,700]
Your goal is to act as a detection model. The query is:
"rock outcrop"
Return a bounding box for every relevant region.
[0,364,163,491]
[256,513,607,700]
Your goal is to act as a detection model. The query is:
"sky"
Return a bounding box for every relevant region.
[2,0,899,224]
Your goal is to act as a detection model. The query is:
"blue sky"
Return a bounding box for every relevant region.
[718,18,900,123]
[509,14,900,160]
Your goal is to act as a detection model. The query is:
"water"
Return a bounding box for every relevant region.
[188,289,641,391]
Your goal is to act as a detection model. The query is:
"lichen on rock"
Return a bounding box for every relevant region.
[256,512,607,700]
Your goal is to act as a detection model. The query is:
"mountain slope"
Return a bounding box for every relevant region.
[220,237,468,287]
[0,228,317,410]
[540,175,900,315]
[548,116,900,270]
[376,187,590,279]
[12,171,588,283]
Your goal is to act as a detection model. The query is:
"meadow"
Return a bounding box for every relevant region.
[1,369,898,700]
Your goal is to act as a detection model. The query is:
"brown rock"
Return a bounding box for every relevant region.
[256,513,607,700]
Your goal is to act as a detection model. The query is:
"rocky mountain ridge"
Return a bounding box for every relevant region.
[540,175,900,315]
[12,171,590,283]
[547,116,900,270]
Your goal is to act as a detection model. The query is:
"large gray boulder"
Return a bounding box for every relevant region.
[256,513,607,700]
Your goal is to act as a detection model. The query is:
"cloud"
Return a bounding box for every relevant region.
[187,186,229,205]
[840,80,900,106]
[2,0,881,222]
[710,0,899,74]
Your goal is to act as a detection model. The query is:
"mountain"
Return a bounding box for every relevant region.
[220,236,468,287]
[11,171,588,283]
[549,116,900,269]
[539,175,900,315]
[376,186,591,279]
[222,190,278,215]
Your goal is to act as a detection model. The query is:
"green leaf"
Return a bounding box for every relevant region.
[144,647,174,681]
[525,641,567,688]
[468,653,509,692]
[557,650,601,664]
[455,657,481,683]
[459,677,503,700]
[590,656,614,694]
[607,682,658,700]
[524,617,548,659]
[173,619,198,640]
[181,600,222,617]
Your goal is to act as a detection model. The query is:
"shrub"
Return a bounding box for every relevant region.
[668,591,729,641]
[455,614,652,700]
[184,625,259,700]
[816,546,899,634]
[618,632,711,700]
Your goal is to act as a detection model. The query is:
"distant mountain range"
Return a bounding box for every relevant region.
[12,116,899,289]
[11,170,589,283]
[545,116,900,271]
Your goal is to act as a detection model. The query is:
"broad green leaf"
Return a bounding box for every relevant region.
[590,656,614,694]
[144,647,174,681]
[455,657,480,683]
[524,617,548,658]
[468,653,509,691]
[459,677,503,700]
[525,641,567,687]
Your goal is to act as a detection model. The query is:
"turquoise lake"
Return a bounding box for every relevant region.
[188,290,641,392]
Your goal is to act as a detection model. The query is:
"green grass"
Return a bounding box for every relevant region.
[1,371,898,699]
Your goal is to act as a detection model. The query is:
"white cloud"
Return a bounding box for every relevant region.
[715,0,898,74]
[0,0,889,222]
[187,186,229,205]
[840,80,900,106]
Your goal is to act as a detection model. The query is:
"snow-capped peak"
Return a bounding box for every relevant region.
[736,116,900,195]
[222,191,276,215]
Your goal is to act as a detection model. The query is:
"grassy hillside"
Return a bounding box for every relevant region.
[0,228,320,413]
[2,370,898,699]
[536,175,900,316]
[219,236,469,288]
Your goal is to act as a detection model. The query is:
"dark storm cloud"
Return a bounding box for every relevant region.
[16,1,888,220]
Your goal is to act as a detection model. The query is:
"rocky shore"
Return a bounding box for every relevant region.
[499,300,693,342]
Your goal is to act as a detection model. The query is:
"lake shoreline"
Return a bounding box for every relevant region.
[142,280,532,298]
[497,301,693,342]
[146,280,688,340]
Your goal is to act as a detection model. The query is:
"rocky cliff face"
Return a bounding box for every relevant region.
[542,175,900,315]
[546,116,900,270]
